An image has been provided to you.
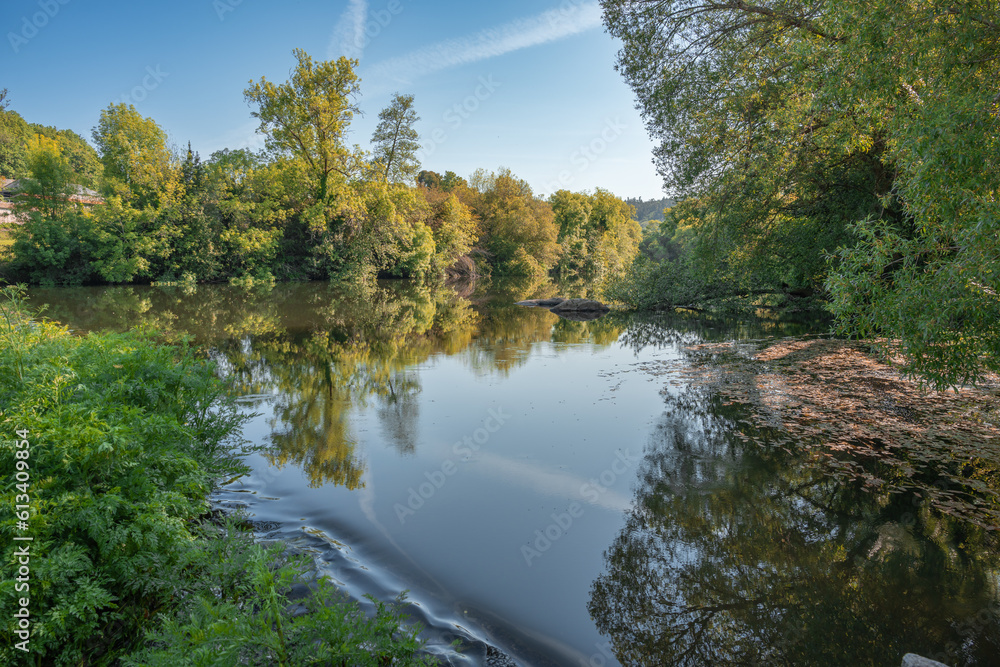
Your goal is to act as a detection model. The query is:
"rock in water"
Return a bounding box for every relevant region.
[548,298,610,313]
[515,297,566,307]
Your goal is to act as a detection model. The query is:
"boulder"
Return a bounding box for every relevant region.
[515,297,566,307]
[548,298,610,313]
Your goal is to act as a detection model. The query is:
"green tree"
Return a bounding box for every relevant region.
[30,124,102,187]
[551,189,641,280]
[416,170,442,189]
[423,189,477,274]
[603,0,1000,385]
[371,93,421,184]
[0,94,31,178]
[471,168,560,277]
[244,49,362,204]
[92,103,174,209]
[3,135,100,286]
[18,134,75,220]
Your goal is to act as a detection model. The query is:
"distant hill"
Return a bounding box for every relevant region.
[626,196,676,222]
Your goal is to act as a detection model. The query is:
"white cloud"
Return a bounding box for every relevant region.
[368,1,604,82]
[328,0,369,61]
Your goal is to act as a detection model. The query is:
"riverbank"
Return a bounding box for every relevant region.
[0,286,433,665]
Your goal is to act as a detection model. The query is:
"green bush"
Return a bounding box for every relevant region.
[6,211,102,285]
[127,539,434,667]
[0,286,251,663]
[0,287,432,665]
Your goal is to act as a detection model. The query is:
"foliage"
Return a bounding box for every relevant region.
[92,103,173,210]
[0,97,31,179]
[372,93,421,185]
[244,49,363,204]
[624,196,675,222]
[423,190,478,274]
[820,0,1000,387]
[125,541,435,667]
[0,287,436,665]
[18,135,77,220]
[551,188,642,281]
[0,286,251,663]
[30,124,102,188]
[5,210,101,286]
[4,138,101,286]
[470,168,560,277]
[1,49,643,289]
[602,0,1000,386]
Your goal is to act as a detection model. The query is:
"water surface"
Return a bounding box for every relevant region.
[27,281,1000,666]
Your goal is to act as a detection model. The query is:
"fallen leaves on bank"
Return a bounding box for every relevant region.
[681,337,1000,529]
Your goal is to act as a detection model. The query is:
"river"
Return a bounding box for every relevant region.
[26,280,1000,666]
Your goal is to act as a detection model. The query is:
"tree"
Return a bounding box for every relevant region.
[471,168,560,276]
[0,98,31,178]
[603,0,1000,386]
[552,189,642,279]
[244,49,362,203]
[416,170,442,189]
[29,124,102,187]
[5,135,100,285]
[371,93,421,184]
[18,134,75,220]
[440,171,467,191]
[421,187,477,274]
[91,103,173,209]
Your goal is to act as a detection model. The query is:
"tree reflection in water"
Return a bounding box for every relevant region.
[588,379,1000,666]
[26,279,628,489]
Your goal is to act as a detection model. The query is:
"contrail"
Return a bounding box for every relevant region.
[328,0,369,61]
[368,1,603,82]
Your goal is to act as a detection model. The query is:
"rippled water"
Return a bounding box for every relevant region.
[27,281,1000,666]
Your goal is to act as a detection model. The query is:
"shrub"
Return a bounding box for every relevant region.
[0,286,432,665]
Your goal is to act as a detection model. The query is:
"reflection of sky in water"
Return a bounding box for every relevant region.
[25,282,1000,667]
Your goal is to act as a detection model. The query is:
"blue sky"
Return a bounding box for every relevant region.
[1,0,665,199]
